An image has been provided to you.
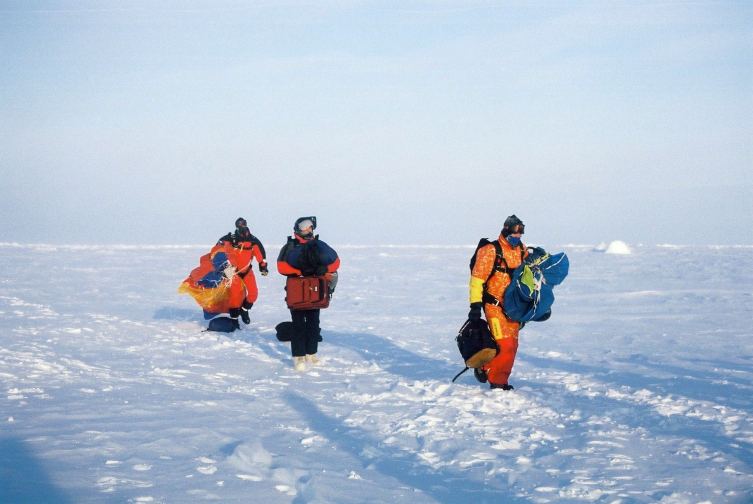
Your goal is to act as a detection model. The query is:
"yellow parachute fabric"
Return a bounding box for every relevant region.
[178,247,234,316]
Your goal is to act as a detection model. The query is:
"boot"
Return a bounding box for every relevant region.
[490,383,514,391]
[240,308,251,325]
[228,308,241,330]
[293,356,306,372]
[306,354,319,365]
[474,368,488,383]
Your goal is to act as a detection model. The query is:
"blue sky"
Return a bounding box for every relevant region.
[1,0,751,245]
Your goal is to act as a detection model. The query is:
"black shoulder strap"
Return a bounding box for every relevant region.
[452,366,470,383]
[486,240,504,284]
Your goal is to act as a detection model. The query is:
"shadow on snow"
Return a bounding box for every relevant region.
[284,392,531,504]
[519,354,753,471]
[0,436,74,504]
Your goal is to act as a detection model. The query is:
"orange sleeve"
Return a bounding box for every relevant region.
[471,244,496,281]
[252,245,265,264]
[327,257,340,273]
[277,261,301,276]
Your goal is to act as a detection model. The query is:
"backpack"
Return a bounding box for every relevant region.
[451,319,498,382]
[503,246,569,322]
[205,316,238,333]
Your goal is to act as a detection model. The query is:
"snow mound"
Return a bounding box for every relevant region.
[604,240,631,255]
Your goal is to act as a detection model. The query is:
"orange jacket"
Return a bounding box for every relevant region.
[215,233,267,275]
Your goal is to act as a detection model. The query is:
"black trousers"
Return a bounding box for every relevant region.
[290,309,321,357]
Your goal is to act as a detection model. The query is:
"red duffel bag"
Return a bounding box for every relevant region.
[285,276,330,310]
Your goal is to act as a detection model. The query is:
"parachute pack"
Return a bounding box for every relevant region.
[503,246,569,322]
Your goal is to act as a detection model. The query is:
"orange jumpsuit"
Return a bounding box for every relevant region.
[219,239,266,309]
[469,236,527,386]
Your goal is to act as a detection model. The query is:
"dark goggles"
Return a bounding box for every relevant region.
[507,224,525,234]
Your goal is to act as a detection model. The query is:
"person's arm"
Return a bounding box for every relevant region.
[276,242,302,276]
[469,244,495,304]
[250,234,267,262]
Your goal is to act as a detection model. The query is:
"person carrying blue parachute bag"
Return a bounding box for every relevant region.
[453,214,568,389]
[503,246,569,324]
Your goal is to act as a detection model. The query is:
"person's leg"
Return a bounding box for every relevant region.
[239,273,258,324]
[485,336,518,386]
[290,310,307,357]
[304,309,321,359]
[227,278,244,327]
[482,304,520,388]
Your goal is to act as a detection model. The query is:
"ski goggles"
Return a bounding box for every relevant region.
[295,216,317,232]
[507,223,525,234]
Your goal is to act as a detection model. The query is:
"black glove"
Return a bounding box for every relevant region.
[259,262,269,276]
[468,302,482,322]
[314,265,328,276]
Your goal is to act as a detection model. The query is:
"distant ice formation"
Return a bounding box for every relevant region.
[605,240,631,254]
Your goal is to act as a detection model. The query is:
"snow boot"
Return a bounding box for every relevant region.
[229,308,242,329]
[490,383,514,391]
[306,354,319,365]
[240,301,253,325]
[293,356,306,372]
[474,368,488,383]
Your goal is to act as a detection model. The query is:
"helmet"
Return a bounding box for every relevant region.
[294,216,317,238]
[501,214,525,236]
[234,217,251,242]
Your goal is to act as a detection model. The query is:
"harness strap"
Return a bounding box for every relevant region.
[482,292,501,306]
[482,243,526,321]
[487,241,524,279]
[452,366,470,383]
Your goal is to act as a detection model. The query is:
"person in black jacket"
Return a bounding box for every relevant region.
[276,217,340,371]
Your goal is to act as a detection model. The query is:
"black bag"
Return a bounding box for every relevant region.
[206,316,238,333]
[452,319,498,382]
[275,321,294,341]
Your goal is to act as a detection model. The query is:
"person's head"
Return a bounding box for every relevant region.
[501,214,524,245]
[234,217,251,241]
[294,216,317,240]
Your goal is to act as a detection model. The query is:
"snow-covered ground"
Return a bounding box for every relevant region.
[1,242,752,503]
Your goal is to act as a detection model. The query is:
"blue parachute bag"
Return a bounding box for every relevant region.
[503,247,569,323]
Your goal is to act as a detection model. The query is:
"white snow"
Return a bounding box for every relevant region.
[1,243,752,503]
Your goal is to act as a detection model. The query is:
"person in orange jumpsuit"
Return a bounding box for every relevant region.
[468,215,528,390]
[217,217,268,325]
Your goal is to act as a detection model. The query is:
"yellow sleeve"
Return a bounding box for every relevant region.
[469,277,485,304]
[469,244,495,304]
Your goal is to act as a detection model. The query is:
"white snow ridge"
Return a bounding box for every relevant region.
[1,244,752,503]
